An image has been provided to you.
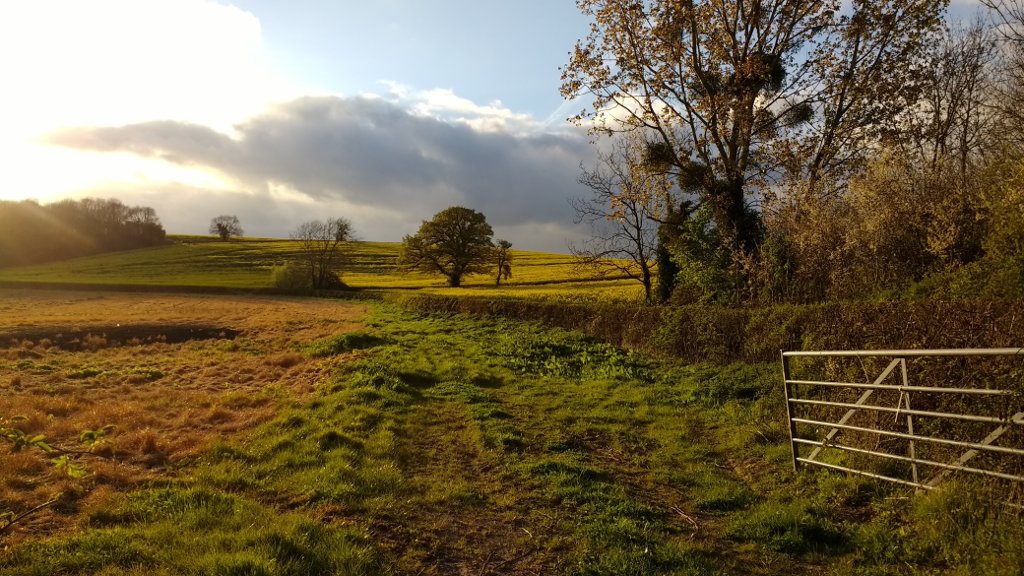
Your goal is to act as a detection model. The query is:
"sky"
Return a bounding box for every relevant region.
[0,0,593,251]
[0,0,989,252]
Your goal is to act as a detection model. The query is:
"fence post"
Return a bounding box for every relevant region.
[782,351,800,472]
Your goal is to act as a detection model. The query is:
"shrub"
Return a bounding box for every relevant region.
[271,262,312,292]
[303,332,387,358]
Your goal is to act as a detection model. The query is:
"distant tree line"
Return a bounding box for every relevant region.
[0,198,166,268]
[566,0,1024,303]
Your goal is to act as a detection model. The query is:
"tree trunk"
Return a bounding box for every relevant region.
[641,264,652,302]
[655,224,678,303]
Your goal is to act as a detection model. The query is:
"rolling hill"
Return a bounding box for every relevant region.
[0,235,644,301]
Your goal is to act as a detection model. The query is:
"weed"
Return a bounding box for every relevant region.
[499,331,646,380]
[66,367,104,379]
[126,368,164,383]
[303,331,387,358]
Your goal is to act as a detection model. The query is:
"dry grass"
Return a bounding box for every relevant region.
[0,289,367,541]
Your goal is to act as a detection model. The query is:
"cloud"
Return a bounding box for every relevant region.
[49,95,595,251]
[379,82,542,134]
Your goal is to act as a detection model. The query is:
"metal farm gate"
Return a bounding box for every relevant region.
[781,349,1024,495]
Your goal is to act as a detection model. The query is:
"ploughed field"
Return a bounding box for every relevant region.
[1,290,1021,575]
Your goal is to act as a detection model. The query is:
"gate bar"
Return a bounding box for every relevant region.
[792,438,1024,482]
[784,348,1024,358]
[785,380,1012,396]
[792,417,1024,456]
[788,398,1017,425]
[795,458,938,490]
[781,352,800,472]
[804,359,900,463]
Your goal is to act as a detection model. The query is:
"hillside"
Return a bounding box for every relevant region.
[0,235,644,301]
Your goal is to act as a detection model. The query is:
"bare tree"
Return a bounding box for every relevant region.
[570,137,664,301]
[899,21,998,177]
[291,217,353,289]
[980,0,1024,149]
[983,0,1024,41]
[494,239,513,286]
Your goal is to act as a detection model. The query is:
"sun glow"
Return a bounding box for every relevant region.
[0,143,233,203]
[0,0,295,203]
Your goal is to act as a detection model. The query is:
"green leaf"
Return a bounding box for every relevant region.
[65,464,87,479]
[51,455,87,479]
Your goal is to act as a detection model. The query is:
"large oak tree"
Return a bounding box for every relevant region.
[399,207,495,288]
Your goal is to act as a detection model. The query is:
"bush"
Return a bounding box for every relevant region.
[395,294,1024,364]
[303,332,387,358]
[271,262,312,292]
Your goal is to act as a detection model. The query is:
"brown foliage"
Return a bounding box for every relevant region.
[0,290,366,541]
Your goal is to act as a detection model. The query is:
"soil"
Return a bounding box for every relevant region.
[0,324,240,350]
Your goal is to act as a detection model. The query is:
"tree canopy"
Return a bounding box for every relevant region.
[209,215,244,241]
[571,135,662,301]
[398,207,495,287]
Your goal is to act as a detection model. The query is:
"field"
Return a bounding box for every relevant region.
[0,236,645,301]
[1,290,1021,575]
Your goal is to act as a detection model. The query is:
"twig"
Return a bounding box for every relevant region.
[489,547,537,571]
[475,550,496,576]
[0,497,60,538]
[670,506,700,533]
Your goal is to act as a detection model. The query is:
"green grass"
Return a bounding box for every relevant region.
[4,304,1021,574]
[3,488,377,576]
[0,235,643,300]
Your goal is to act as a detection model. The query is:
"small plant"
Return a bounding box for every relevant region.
[303,331,387,358]
[127,367,165,384]
[67,367,104,379]
[0,418,115,538]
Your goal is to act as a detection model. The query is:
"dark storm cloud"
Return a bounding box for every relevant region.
[49,96,593,246]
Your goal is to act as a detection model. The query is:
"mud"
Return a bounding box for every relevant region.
[0,324,240,350]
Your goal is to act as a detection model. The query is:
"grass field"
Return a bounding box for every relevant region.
[0,236,645,301]
[1,290,1021,574]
